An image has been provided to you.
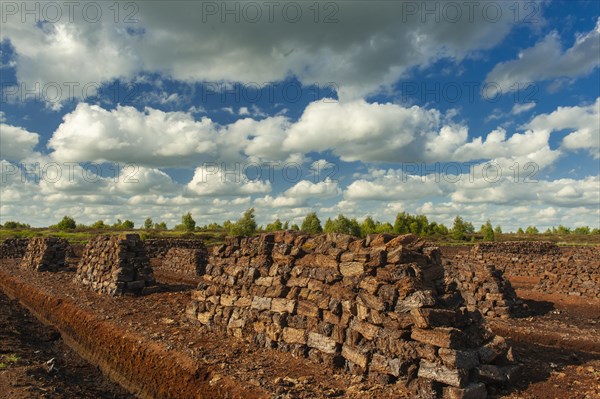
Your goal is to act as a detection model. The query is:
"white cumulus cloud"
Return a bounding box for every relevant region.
[486,18,600,92]
[526,97,600,158]
[0,123,40,160]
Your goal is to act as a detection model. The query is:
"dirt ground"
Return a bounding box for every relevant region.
[0,258,599,399]
[489,288,600,399]
[0,289,133,399]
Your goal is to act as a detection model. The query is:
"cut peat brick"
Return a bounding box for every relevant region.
[411,327,466,349]
[418,360,469,388]
[443,382,488,399]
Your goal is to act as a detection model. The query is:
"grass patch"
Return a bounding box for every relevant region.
[0,354,21,368]
[2,354,20,363]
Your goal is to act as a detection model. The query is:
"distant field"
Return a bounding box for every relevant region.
[1,228,598,247]
[436,233,600,246]
[0,228,227,246]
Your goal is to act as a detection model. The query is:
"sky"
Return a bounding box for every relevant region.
[0,0,599,231]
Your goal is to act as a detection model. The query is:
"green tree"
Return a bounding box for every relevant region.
[465,221,475,234]
[290,223,300,231]
[525,225,538,235]
[451,216,468,241]
[56,216,76,230]
[433,223,449,236]
[360,216,377,236]
[206,222,221,230]
[555,225,571,234]
[154,222,167,230]
[144,218,153,229]
[324,214,361,236]
[91,220,106,229]
[392,212,434,236]
[375,222,394,234]
[573,226,591,235]
[481,220,495,242]
[301,212,323,234]
[283,221,289,230]
[229,208,257,236]
[517,227,524,234]
[3,221,18,229]
[413,214,429,235]
[323,218,334,233]
[494,225,502,235]
[348,218,361,237]
[393,212,411,234]
[122,220,135,229]
[3,221,29,229]
[422,219,439,236]
[181,212,196,232]
[265,218,283,232]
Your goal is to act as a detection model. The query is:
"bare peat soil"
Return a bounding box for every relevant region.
[0,290,133,399]
[488,289,600,399]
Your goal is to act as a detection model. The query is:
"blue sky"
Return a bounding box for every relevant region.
[0,0,599,230]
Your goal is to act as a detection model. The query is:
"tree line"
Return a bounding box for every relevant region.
[2,211,598,241]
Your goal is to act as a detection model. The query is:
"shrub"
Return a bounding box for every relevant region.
[56,216,76,230]
[181,212,196,232]
[229,208,257,236]
[2,221,29,229]
[301,212,322,234]
[91,220,106,229]
[265,218,283,232]
[525,226,539,235]
[451,216,469,241]
[481,220,494,242]
[122,220,135,229]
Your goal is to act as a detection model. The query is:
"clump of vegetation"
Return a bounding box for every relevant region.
[181,212,196,232]
[451,216,474,241]
[154,221,168,230]
[144,218,153,229]
[55,216,77,230]
[226,208,258,236]
[525,226,539,235]
[480,220,495,242]
[174,212,196,232]
[301,212,322,234]
[0,354,21,369]
[324,214,361,236]
[91,220,107,229]
[265,218,283,232]
[2,221,31,229]
[111,219,134,229]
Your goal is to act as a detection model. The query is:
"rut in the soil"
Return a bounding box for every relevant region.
[0,291,134,399]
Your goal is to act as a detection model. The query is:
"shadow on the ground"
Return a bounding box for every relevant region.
[156,281,197,293]
[512,297,556,318]
[489,339,600,398]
